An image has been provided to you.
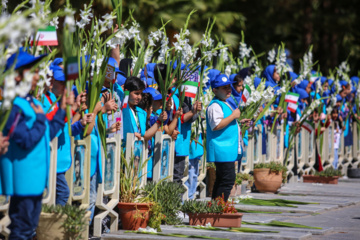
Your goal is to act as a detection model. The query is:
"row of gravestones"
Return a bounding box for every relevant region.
[0,132,207,238]
[241,122,360,182]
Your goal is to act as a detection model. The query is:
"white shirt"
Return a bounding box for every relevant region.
[207,101,242,154]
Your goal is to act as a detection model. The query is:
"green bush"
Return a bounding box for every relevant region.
[42,204,88,240]
[143,181,186,225]
[314,167,343,177]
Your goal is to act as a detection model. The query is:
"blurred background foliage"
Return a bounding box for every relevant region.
[7,0,360,75]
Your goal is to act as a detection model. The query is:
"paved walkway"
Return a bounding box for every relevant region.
[102,178,360,240]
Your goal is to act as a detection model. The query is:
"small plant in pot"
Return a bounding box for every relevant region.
[230,173,243,197]
[181,196,243,228]
[303,167,343,184]
[118,153,152,230]
[253,162,287,193]
[37,204,89,240]
[237,173,254,193]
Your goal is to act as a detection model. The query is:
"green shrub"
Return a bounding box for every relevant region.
[143,181,185,225]
[42,204,87,240]
[314,167,343,177]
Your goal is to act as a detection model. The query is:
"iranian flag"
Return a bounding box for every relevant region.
[181,81,199,98]
[66,57,79,80]
[310,73,319,83]
[122,91,129,109]
[302,120,315,133]
[287,102,298,113]
[30,26,58,46]
[242,85,251,103]
[285,92,299,104]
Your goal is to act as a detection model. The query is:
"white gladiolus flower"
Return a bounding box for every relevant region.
[244,76,252,86]
[277,86,286,95]
[225,65,231,77]
[268,48,276,63]
[144,48,153,64]
[3,73,17,109]
[64,15,76,32]
[49,17,59,29]
[239,42,251,59]
[76,4,93,28]
[138,226,157,233]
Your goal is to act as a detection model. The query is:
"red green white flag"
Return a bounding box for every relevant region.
[287,102,298,113]
[181,81,199,98]
[66,57,79,80]
[122,91,129,109]
[310,73,319,83]
[241,85,251,103]
[285,92,299,104]
[30,26,58,46]
[302,120,315,133]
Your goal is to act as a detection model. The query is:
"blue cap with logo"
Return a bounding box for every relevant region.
[143,87,162,101]
[211,74,235,89]
[5,51,46,71]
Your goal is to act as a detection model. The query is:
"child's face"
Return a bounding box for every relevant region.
[273,68,280,82]
[336,101,341,108]
[52,80,66,97]
[233,80,244,94]
[306,83,311,94]
[153,99,162,112]
[129,90,143,106]
[323,82,329,91]
[331,111,338,120]
[312,112,319,122]
[213,84,232,100]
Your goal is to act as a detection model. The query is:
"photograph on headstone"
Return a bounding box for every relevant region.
[134,140,143,178]
[105,143,116,192]
[73,146,85,196]
[160,139,170,179]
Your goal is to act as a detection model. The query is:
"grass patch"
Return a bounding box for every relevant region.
[236,209,282,214]
[125,231,229,240]
[242,221,322,229]
[175,225,279,233]
[238,198,319,208]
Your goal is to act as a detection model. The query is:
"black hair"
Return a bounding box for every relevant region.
[119,58,132,77]
[232,74,243,87]
[138,93,153,111]
[238,67,254,80]
[124,76,145,92]
[154,63,168,86]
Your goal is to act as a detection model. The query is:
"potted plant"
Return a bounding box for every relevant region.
[237,173,254,193]
[253,162,287,193]
[181,196,243,228]
[230,173,243,197]
[37,204,90,240]
[118,153,152,230]
[303,167,342,184]
[206,163,216,197]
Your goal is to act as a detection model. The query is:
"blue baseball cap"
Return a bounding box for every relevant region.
[107,57,118,68]
[211,74,235,89]
[5,51,46,71]
[53,68,65,81]
[143,87,162,101]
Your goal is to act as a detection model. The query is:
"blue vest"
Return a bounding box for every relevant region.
[189,133,204,160]
[41,91,57,113]
[41,92,72,173]
[206,98,238,163]
[122,105,147,145]
[0,97,50,196]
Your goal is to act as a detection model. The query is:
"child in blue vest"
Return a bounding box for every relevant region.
[0,51,72,239]
[43,62,93,206]
[206,74,242,202]
[139,88,168,179]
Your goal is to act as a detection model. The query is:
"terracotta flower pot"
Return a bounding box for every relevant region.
[188,212,243,228]
[118,202,151,230]
[206,167,216,197]
[230,184,242,197]
[254,168,282,193]
[303,175,339,184]
[37,211,90,240]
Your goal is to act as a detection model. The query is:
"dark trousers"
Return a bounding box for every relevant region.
[173,156,186,184]
[56,172,70,206]
[212,162,236,202]
[9,195,42,240]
